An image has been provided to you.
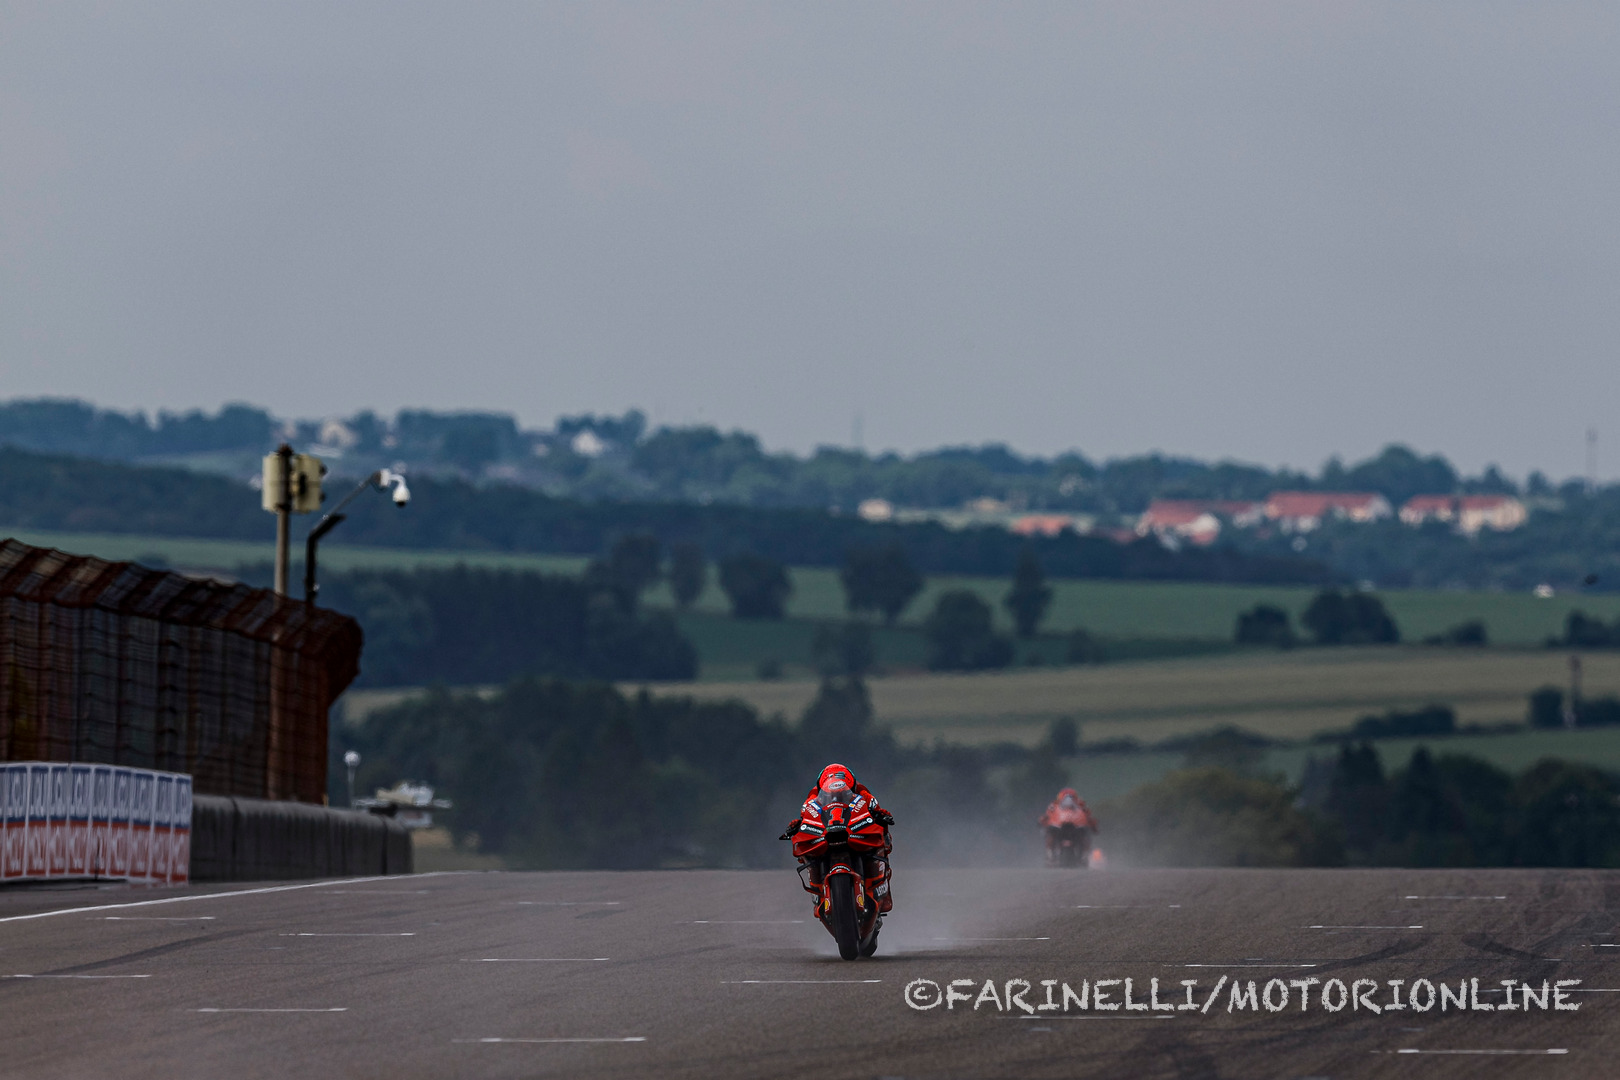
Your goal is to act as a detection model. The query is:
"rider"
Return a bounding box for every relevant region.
[1038,787,1097,865]
[784,763,895,912]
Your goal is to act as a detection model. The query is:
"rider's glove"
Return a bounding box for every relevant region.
[778,820,801,841]
[874,809,895,827]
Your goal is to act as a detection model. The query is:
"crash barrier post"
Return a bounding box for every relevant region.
[0,762,191,884]
[0,539,361,804]
[189,795,412,881]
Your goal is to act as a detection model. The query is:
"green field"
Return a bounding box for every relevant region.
[0,527,591,576]
[12,524,1620,650]
[9,525,1618,649]
[643,646,1620,748]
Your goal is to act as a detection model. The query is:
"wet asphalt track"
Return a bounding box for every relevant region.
[0,867,1615,1079]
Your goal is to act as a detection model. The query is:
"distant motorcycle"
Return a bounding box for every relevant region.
[1039,788,1097,869]
[1048,821,1093,867]
[782,788,889,959]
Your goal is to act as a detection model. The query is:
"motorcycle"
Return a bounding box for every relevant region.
[1040,791,1096,869]
[783,788,889,960]
[1046,821,1094,868]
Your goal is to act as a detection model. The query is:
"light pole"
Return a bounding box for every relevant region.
[304,469,410,604]
[344,750,360,808]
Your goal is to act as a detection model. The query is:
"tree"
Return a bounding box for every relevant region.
[1234,604,1294,647]
[1104,767,1342,867]
[1301,589,1399,645]
[1324,741,1389,856]
[1424,619,1487,646]
[840,545,924,625]
[1561,611,1617,648]
[797,676,877,764]
[1527,686,1564,729]
[923,590,1014,671]
[583,533,662,615]
[718,553,792,619]
[667,542,707,610]
[1004,549,1053,638]
[1065,628,1105,664]
[1044,717,1080,758]
[1514,761,1620,867]
[1340,444,1460,507]
[812,622,875,679]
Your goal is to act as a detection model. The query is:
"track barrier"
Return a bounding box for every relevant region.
[190,795,411,881]
[0,762,191,884]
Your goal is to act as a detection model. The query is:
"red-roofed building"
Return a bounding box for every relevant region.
[1263,491,1392,532]
[1400,494,1527,534]
[1009,513,1088,538]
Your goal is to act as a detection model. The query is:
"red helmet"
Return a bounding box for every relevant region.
[817,763,856,794]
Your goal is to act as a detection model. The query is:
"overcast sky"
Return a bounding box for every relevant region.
[2,3,1617,478]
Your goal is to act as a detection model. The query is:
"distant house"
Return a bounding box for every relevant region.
[1009,513,1090,538]
[1135,499,1264,546]
[857,498,895,522]
[1399,494,1527,534]
[1263,491,1392,532]
[1398,495,1457,526]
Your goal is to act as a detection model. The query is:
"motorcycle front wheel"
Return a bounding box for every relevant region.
[828,875,860,960]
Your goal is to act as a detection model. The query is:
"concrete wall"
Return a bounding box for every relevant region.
[191,795,412,881]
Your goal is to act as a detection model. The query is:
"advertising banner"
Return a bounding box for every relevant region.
[0,763,190,884]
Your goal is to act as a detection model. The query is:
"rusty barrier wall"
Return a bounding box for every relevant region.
[190,795,412,881]
[0,539,361,803]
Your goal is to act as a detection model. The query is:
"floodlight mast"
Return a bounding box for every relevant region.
[304,469,410,604]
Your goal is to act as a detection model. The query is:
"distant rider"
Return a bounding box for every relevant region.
[1038,787,1097,866]
[782,763,895,913]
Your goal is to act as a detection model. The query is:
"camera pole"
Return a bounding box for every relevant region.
[273,443,293,596]
[303,469,410,605]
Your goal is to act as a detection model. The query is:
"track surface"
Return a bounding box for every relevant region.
[0,867,1615,1079]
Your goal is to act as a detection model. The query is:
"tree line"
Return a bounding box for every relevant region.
[335,672,1620,871]
[0,444,1331,584]
[0,398,1547,516]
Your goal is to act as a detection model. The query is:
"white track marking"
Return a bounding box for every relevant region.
[461,957,609,962]
[101,916,215,921]
[1402,895,1506,900]
[933,936,1052,941]
[279,932,417,937]
[455,1037,646,1044]
[1075,905,1182,909]
[0,874,464,924]
[694,920,804,924]
[723,979,882,984]
[516,901,621,906]
[5,973,151,979]
[193,1007,348,1013]
[1390,1049,1567,1056]
[325,890,430,895]
[1306,925,1424,930]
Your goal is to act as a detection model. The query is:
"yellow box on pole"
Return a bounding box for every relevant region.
[262,452,285,512]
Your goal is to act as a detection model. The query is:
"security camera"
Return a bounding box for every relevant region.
[375,469,410,508]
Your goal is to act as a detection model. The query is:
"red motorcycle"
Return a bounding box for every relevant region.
[783,787,889,959]
[1039,788,1097,869]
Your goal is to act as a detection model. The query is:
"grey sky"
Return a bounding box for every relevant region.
[2,3,1617,479]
